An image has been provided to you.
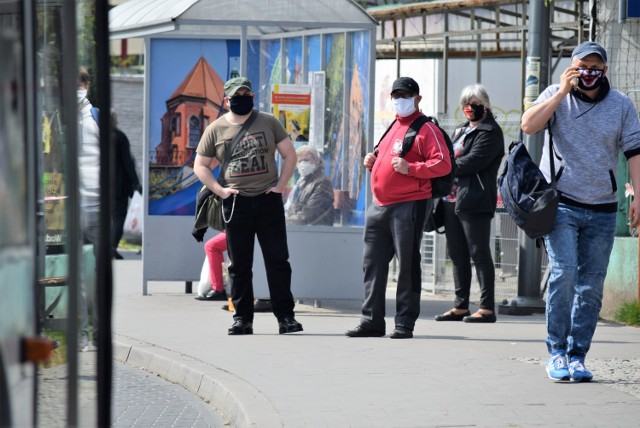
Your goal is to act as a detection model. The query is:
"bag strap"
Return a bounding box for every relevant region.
[373,119,396,156]
[218,109,258,186]
[546,122,557,189]
[399,115,429,158]
[373,114,428,157]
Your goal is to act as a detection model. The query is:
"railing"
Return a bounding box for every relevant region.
[389,212,549,303]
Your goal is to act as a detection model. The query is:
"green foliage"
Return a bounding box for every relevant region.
[41,330,67,367]
[613,300,640,327]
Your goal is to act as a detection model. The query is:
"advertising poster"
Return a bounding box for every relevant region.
[148,38,239,216]
[271,83,311,145]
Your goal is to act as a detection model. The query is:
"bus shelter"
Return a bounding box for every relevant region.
[110,0,378,298]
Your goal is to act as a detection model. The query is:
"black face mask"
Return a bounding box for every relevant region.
[466,103,485,122]
[229,95,254,115]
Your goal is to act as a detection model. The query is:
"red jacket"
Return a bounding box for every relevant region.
[371,111,452,206]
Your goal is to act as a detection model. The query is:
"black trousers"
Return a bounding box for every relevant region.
[224,192,295,323]
[111,196,129,252]
[442,201,495,311]
[360,198,429,332]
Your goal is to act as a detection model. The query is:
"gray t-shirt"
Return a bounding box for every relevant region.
[533,85,640,205]
[197,111,289,197]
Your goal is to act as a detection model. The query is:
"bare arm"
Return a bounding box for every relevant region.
[521,66,580,135]
[269,137,297,194]
[629,155,640,228]
[193,153,237,198]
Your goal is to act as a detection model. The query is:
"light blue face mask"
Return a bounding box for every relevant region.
[392,97,416,117]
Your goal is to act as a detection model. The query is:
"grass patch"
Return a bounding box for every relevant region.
[41,330,67,367]
[118,239,141,252]
[613,300,640,327]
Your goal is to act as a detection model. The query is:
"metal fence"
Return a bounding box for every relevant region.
[390,212,549,303]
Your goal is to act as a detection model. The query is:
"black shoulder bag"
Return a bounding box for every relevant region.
[497,122,558,240]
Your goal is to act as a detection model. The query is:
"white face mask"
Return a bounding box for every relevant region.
[77,89,87,103]
[297,161,316,177]
[392,97,416,117]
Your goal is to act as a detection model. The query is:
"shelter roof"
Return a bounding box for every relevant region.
[364,0,590,59]
[110,0,377,40]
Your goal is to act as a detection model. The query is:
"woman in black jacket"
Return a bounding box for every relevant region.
[434,84,504,323]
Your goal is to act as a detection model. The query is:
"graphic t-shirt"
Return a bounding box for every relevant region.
[197,112,289,196]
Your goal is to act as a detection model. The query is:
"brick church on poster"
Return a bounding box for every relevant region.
[154,57,226,167]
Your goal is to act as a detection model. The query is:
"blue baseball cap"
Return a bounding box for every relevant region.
[572,41,607,63]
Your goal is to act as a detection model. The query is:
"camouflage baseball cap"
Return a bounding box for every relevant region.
[224,77,252,97]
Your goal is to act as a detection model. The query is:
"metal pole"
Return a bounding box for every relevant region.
[500,0,550,315]
[94,0,113,424]
[61,0,80,423]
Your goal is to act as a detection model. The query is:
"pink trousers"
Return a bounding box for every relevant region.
[204,232,227,292]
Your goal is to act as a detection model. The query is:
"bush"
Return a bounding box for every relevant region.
[613,300,640,327]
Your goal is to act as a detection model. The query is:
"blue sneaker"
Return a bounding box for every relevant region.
[569,358,593,382]
[546,353,570,381]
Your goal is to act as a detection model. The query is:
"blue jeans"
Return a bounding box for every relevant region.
[543,203,616,359]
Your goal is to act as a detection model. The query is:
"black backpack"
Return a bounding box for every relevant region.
[376,114,455,198]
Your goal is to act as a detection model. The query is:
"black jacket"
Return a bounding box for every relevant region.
[192,186,213,242]
[449,114,504,215]
[114,128,141,200]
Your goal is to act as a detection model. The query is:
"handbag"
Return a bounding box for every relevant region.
[498,124,558,240]
[206,193,226,231]
[202,110,257,231]
[424,198,445,233]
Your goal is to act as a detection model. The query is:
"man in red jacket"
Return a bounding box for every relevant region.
[346,77,452,339]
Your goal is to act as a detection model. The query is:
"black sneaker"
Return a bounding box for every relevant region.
[228,319,253,335]
[389,326,413,339]
[195,290,227,301]
[278,317,303,334]
[345,325,385,338]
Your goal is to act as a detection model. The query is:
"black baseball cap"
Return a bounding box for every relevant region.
[391,77,420,95]
[572,41,607,63]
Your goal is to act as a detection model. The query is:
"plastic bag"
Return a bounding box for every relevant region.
[197,256,212,297]
[123,191,143,236]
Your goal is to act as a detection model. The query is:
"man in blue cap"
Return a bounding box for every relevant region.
[522,41,640,382]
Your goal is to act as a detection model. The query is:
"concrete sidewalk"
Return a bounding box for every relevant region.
[113,256,640,427]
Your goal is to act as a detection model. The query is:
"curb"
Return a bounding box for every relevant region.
[113,336,283,427]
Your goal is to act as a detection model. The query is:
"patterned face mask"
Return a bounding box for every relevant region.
[577,68,604,90]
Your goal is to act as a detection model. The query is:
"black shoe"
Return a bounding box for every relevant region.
[254,299,272,312]
[278,317,303,334]
[463,311,497,323]
[228,319,253,335]
[345,325,385,338]
[434,310,470,322]
[113,251,124,260]
[195,290,228,301]
[390,326,413,339]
